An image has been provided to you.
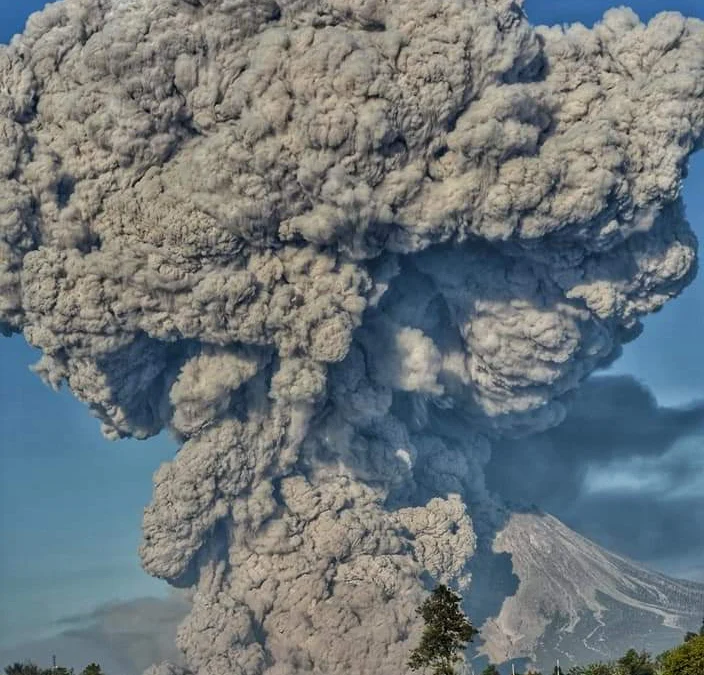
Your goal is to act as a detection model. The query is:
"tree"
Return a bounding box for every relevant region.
[685,617,704,643]
[4,661,91,675]
[659,634,704,675]
[80,666,103,675]
[481,666,501,675]
[408,584,477,675]
[567,664,614,675]
[4,664,41,675]
[616,649,655,675]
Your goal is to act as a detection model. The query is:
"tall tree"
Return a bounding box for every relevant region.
[616,649,655,675]
[80,665,103,675]
[408,584,477,675]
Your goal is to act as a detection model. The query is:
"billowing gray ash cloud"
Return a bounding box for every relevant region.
[1,0,703,672]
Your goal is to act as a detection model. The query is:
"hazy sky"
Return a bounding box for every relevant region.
[1,0,703,655]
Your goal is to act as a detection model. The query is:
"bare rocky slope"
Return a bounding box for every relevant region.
[471,510,704,673]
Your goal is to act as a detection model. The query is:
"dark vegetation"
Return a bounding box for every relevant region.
[410,586,704,675]
[4,664,104,675]
[408,584,478,674]
[477,623,704,675]
[5,612,704,675]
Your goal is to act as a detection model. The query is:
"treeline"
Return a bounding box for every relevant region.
[481,621,704,675]
[409,584,704,675]
[5,663,104,675]
[5,611,704,675]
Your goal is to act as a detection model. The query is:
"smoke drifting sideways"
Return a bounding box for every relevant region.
[1,0,702,672]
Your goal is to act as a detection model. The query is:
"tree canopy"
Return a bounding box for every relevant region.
[79,665,103,675]
[616,649,656,675]
[4,662,102,675]
[481,666,501,675]
[408,584,477,675]
[659,634,704,675]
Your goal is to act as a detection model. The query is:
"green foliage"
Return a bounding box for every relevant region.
[616,649,656,675]
[4,662,96,675]
[683,616,704,644]
[479,666,544,675]
[404,617,704,675]
[80,665,103,675]
[567,664,617,675]
[683,632,697,643]
[408,584,477,675]
[659,634,704,675]
[4,663,42,675]
[481,666,501,675]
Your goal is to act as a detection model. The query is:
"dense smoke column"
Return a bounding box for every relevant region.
[1,0,703,673]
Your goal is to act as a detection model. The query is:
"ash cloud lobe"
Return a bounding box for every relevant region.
[1,0,703,673]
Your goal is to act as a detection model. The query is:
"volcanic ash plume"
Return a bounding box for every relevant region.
[1,0,703,672]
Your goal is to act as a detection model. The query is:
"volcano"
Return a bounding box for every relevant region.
[473,510,704,672]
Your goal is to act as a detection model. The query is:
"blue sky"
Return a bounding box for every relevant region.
[1,0,703,652]
[0,336,176,648]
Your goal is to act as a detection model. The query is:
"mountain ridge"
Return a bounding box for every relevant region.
[475,510,704,671]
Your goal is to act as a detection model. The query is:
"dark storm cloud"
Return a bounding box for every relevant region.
[573,492,704,570]
[488,375,704,574]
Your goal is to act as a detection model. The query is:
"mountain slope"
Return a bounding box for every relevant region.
[476,511,704,671]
